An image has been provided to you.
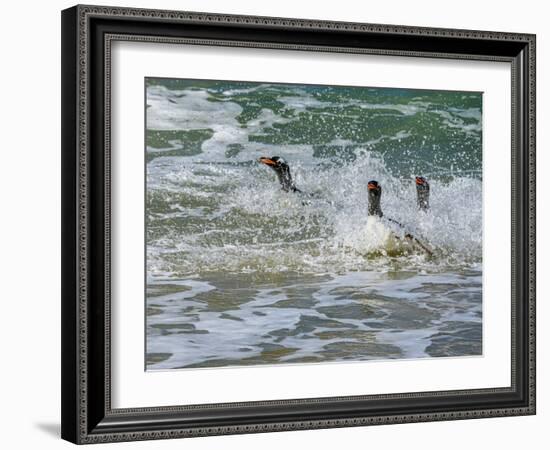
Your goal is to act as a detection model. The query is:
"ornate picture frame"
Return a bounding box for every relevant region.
[61,4,535,444]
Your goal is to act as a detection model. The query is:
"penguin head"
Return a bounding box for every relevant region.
[415,176,429,189]
[259,156,294,192]
[367,180,382,197]
[259,156,289,171]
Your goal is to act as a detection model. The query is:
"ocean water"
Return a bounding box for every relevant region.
[145,78,483,370]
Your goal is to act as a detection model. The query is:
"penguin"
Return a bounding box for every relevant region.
[258,156,302,193]
[415,176,430,211]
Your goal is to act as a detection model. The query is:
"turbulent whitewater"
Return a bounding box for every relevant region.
[145,79,483,370]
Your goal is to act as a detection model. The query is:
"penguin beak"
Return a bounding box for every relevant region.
[259,157,276,166]
[367,182,380,191]
[415,177,427,186]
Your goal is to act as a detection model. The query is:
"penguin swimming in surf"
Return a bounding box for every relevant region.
[415,176,430,211]
[367,179,433,256]
[258,156,303,193]
[367,180,383,217]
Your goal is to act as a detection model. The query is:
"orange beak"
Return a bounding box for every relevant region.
[367,181,379,191]
[259,157,276,166]
[415,176,427,186]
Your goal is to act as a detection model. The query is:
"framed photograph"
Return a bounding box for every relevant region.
[61,4,536,444]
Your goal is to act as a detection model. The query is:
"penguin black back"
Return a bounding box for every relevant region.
[367,180,383,217]
[415,176,430,211]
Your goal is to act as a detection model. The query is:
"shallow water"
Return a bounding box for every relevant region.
[145,79,482,370]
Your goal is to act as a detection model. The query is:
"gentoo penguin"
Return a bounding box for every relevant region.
[415,176,430,211]
[259,156,302,193]
[367,180,383,217]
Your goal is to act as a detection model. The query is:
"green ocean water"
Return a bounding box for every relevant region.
[145,78,482,370]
